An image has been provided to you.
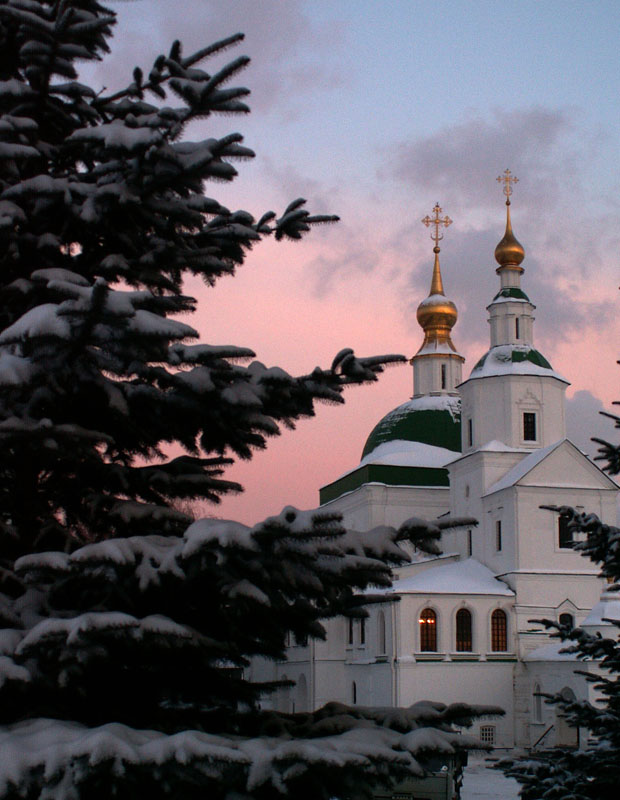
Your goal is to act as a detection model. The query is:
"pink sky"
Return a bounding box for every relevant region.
[80,1,620,524]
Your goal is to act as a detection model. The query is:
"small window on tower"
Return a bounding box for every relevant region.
[467,529,473,557]
[515,317,520,339]
[523,412,537,441]
[496,520,502,551]
[441,363,446,389]
[467,419,473,447]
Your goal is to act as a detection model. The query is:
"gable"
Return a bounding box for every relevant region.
[520,440,617,490]
[484,439,617,496]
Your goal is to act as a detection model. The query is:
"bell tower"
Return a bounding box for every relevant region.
[457,172,568,454]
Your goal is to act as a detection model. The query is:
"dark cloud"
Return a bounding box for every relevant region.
[382,107,575,210]
[86,1,345,115]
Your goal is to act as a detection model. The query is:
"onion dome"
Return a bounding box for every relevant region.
[415,203,460,356]
[494,201,525,268]
[415,250,459,349]
[494,169,525,269]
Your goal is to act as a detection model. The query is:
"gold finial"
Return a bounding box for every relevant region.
[416,202,458,351]
[494,170,525,268]
[421,202,452,295]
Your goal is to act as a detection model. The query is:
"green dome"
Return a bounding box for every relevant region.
[362,395,461,458]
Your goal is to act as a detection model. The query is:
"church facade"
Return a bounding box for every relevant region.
[250,174,618,750]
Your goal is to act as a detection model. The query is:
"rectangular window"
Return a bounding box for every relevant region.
[359,618,366,646]
[515,317,520,339]
[496,520,502,552]
[441,363,446,389]
[467,529,472,557]
[523,412,537,441]
[347,617,354,645]
[480,725,496,745]
[558,514,573,549]
[467,418,473,447]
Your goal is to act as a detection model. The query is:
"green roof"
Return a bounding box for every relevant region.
[320,464,450,504]
[492,287,531,302]
[362,399,461,458]
[473,346,552,372]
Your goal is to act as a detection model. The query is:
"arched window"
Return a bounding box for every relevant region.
[491,609,508,652]
[456,608,473,651]
[360,617,366,646]
[377,611,386,655]
[419,608,437,652]
[352,681,357,705]
[559,612,574,629]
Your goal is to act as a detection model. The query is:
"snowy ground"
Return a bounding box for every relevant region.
[461,756,521,799]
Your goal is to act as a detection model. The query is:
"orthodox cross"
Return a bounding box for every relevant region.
[421,203,452,251]
[497,169,518,202]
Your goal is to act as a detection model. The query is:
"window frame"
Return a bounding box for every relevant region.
[491,609,508,652]
[558,513,573,549]
[523,411,537,442]
[419,608,438,652]
[455,608,473,652]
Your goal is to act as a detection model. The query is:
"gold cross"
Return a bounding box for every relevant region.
[497,169,518,200]
[421,202,452,248]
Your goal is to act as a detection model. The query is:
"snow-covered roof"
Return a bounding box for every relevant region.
[524,640,579,662]
[378,558,514,597]
[477,440,531,453]
[333,439,458,481]
[581,596,620,627]
[414,340,463,358]
[466,344,568,383]
[483,440,564,496]
[385,395,461,417]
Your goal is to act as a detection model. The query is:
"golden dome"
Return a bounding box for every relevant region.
[415,250,458,343]
[494,201,525,268]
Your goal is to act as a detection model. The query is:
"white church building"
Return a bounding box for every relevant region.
[250,173,618,750]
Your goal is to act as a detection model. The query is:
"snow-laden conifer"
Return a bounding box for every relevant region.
[0,3,498,797]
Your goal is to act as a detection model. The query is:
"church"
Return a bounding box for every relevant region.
[250,172,619,750]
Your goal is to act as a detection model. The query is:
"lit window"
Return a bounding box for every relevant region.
[558,514,573,549]
[456,609,472,652]
[419,608,437,652]
[491,609,507,651]
[523,412,537,441]
[496,520,502,551]
[479,725,496,745]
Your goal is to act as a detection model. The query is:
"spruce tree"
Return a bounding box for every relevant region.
[500,405,620,800]
[0,3,498,797]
